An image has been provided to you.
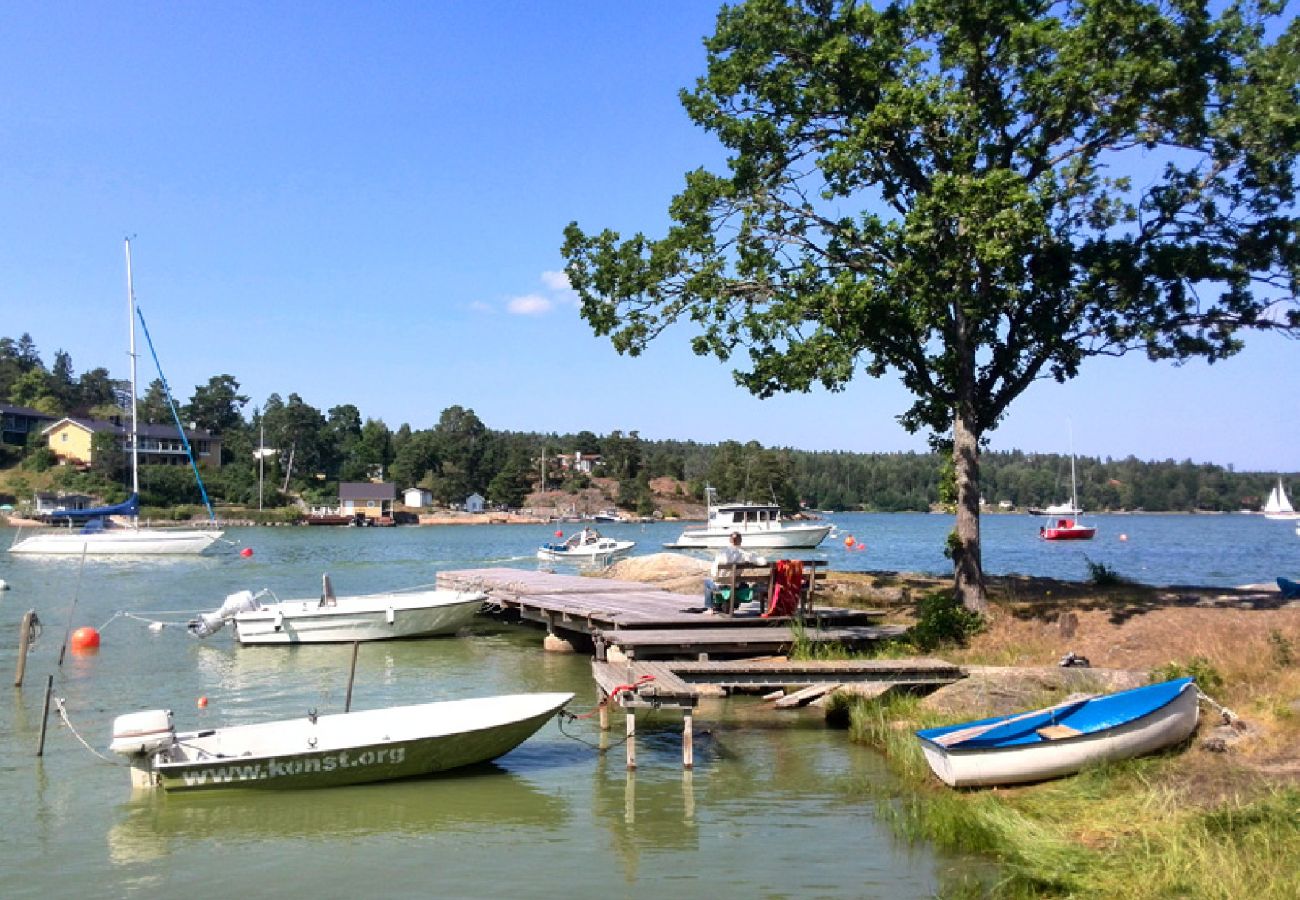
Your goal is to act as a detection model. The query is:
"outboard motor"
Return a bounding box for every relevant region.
[109,709,176,790]
[188,589,264,638]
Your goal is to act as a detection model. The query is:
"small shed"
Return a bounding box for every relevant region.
[339,482,395,521]
[464,492,485,514]
[403,487,433,509]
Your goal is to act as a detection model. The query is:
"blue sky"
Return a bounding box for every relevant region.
[1,2,1295,473]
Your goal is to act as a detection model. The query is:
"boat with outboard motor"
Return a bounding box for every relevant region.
[188,575,485,644]
[108,691,574,791]
[536,527,635,563]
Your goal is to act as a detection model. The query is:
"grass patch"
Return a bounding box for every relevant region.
[846,691,1300,899]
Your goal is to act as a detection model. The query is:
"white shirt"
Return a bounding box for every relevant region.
[710,545,765,578]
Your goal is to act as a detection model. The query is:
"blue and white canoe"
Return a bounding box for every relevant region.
[916,677,1200,788]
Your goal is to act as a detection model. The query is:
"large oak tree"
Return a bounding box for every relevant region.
[562,0,1299,610]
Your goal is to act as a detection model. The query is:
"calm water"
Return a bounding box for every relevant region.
[1,514,1295,899]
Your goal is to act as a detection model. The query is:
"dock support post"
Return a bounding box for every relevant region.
[14,609,37,687]
[598,698,610,731]
[682,713,694,768]
[36,674,54,756]
[625,710,637,769]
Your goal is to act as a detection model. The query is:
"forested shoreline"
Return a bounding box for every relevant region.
[1,332,1293,516]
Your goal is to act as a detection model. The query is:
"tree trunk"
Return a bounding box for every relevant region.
[951,409,987,613]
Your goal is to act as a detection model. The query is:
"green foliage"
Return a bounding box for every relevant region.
[1084,558,1130,586]
[1151,656,1224,694]
[23,447,55,472]
[563,0,1300,610]
[1268,630,1294,668]
[908,590,985,651]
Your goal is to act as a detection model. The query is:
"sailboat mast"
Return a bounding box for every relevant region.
[124,238,140,500]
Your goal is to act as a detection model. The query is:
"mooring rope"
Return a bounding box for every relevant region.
[53,698,121,764]
[1197,688,1239,724]
[97,609,209,632]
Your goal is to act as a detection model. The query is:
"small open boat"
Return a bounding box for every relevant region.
[109,692,574,791]
[915,678,1199,788]
[189,576,485,644]
[537,528,635,563]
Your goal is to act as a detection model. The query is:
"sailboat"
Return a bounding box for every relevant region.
[1262,478,1299,521]
[1040,428,1095,541]
[8,241,224,555]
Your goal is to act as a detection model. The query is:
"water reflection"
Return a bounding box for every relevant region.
[107,765,570,865]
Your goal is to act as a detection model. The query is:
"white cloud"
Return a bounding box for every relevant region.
[507,294,553,315]
[540,270,571,292]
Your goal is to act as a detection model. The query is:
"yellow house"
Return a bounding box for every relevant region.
[43,418,223,469]
[339,482,395,521]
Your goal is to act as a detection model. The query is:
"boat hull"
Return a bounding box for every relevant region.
[666,524,832,550]
[917,679,1199,788]
[536,539,635,562]
[143,693,573,791]
[233,590,484,644]
[8,528,223,555]
[1041,527,1096,541]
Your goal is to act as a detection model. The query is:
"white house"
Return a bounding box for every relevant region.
[464,492,485,513]
[403,487,432,508]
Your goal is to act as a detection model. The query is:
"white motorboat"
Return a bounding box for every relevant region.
[537,528,635,563]
[664,488,831,550]
[916,678,1199,788]
[8,240,223,556]
[189,577,485,644]
[109,692,574,791]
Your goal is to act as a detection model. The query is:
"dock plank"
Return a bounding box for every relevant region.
[442,567,901,659]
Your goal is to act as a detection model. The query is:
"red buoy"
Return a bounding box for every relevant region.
[70,626,100,652]
[844,535,855,547]
[197,696,209,709]
[855,542,866,551]
[554,530,564,538]
[240,547,254,557]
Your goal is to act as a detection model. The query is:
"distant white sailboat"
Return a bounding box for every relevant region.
[1262,478,1299,521]
[8,240,224,555]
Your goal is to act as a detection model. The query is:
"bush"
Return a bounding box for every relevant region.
[23,447,56,472]
[1085,557,1130,586]
[1151,656,1223,693]
[907,590,985,651]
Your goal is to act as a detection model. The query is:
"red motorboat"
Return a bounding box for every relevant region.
[1041,517,1096,541]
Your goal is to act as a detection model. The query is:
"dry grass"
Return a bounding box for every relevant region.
[835,569,1300,782]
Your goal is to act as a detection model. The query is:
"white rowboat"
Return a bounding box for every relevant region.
[915,678,1199,788]
[109,692,574,791]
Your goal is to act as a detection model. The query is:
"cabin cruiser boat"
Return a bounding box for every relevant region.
[665,488,831,550]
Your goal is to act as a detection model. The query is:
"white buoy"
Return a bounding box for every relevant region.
[0,579,9,591]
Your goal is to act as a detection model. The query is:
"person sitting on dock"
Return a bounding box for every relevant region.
[703,531,765,614]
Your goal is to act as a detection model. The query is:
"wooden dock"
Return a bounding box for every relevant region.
[437,567,901,658]
[589,656,965,768]
[437,568,963,770]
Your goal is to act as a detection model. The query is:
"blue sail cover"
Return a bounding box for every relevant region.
[45,493,139,522]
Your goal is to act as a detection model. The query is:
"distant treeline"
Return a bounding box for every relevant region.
[1,331,1292,514]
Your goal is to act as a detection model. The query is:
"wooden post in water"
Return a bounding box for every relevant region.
[682,713,694,768]
[14,609,38,687]
[36,674,54,756]
[625,710,637,769]
[344,640,360,712]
